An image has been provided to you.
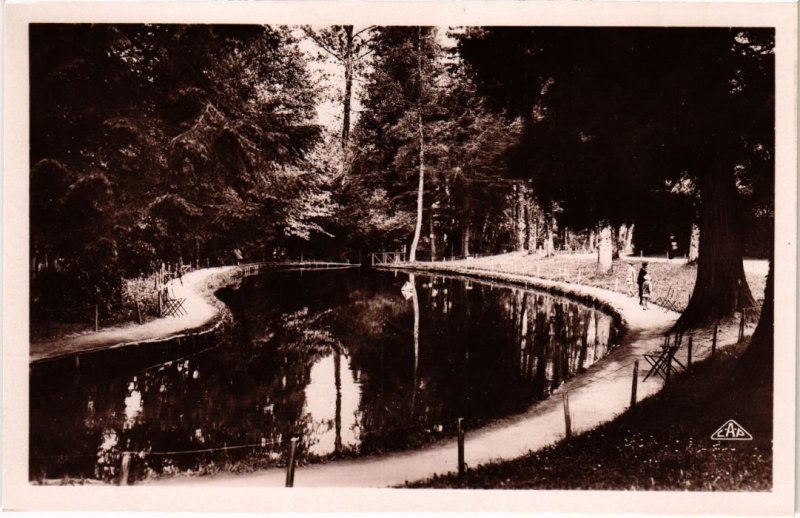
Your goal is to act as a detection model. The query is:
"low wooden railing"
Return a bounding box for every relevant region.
[371,252,405,266]
[240,261,358,277]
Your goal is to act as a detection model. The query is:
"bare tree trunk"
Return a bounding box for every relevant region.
[341,26,354,146]
[527,202,538,253]
[429,203,437,261]
[462,223,470,257]
[409,29,425,263]
[523,198,531,251]
[513,184,526,252]
[544,215,555,257]
[612,225,620,259]
[511,185,518,250]
[625,223,635,255]
[597,225,613,273]
[688,223,700,263]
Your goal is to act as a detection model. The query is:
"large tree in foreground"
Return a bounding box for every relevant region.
[456,27,773,329]
[662,30,772,329]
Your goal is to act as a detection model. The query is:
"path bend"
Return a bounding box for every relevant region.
[147,263,743,488]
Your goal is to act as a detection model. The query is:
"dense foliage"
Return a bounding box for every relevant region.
[456,27,774,326]
[30,25,329,316]
[347,27,524,259]
[30,24,774,333]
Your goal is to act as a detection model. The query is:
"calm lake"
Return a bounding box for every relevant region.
[30,268,621,483]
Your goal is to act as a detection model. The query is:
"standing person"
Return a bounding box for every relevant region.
[642,273,653,310]
[637,262,648,305]
[626,263,637,297]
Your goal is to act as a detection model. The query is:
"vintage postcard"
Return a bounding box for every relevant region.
[3,1,798,515]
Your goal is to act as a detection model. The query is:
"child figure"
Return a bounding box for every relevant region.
[641,273,653,310]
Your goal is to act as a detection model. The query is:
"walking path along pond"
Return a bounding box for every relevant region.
[29,264,744,486]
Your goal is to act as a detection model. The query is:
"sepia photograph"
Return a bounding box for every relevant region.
[3,1,798,514]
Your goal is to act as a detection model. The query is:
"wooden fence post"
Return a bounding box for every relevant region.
[563,392,572,439]
[630,360,639,407]
[135,299,143,325]
[712,323,718,358]
[94,304,99,332]
[457,417,465,476]
[285,437,298,487]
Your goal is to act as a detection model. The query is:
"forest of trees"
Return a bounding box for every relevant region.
[30,25,774,351]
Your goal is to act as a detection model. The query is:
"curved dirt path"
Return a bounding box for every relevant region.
[148,264,744,488]
[30,267,236,363]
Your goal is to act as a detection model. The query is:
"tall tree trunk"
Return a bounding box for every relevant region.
[625,223,635,255]
[688,222,700,263]
[429,202,437,261]
[511,185,518,250]
[462,222,471,257]
[616,224,626,256]
[544,215,555,257]
[341,26,354,147]
[523,198,531,251]
[676,165,754,329]
[528,202,538,253]
[514,184,526,252]
[597,225,613,273]
[409,29,425,263]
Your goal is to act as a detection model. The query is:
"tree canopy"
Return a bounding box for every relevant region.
[30,24,775,334]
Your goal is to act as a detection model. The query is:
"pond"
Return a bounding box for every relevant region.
[30,268,622,484]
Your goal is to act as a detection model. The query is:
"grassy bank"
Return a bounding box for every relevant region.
[30,275,164,342]
[406,339,771,490]
[446,253,767,316]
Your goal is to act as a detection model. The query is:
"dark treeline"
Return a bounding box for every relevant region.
[31,25,326,317]
[30,25,774,345]
[456,27,774,329]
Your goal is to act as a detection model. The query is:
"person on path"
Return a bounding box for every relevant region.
[637,262,648,305]
[626,263,637,297]
[642,273,653,310]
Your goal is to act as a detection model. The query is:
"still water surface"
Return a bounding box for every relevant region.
[30,268,620,483]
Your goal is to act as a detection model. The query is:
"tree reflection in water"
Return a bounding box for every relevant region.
[30,269,620,483]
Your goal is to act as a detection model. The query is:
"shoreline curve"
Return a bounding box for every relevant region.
[30,266,238,364]
[148,262,739,488]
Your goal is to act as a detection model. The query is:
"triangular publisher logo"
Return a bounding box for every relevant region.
[711,419,753,441]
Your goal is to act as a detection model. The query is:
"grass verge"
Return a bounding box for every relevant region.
[442,253,766,315]
[405,339,771,490]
